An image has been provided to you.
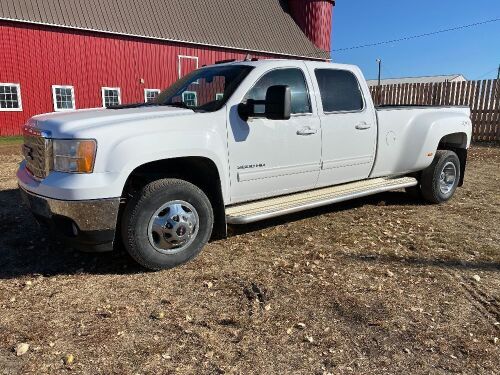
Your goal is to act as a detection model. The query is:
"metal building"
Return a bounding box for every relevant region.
[0,0,334,136]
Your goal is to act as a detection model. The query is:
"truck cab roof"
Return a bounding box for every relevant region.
[210,58,359,72]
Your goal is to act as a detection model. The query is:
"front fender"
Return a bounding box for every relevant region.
[109,130,229,199]
[72,111,230,201]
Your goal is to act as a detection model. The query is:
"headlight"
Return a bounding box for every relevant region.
[53,139,97,173]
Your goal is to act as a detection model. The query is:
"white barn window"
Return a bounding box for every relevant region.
[144,89,160,103]
[177,55,199,79]
[182,91,197,107]
[52,85,75,111]
[0,83,22,111]
[215,93,224,101]
[102,87,121,108]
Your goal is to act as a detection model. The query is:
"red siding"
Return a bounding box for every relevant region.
[0,21,286,136]
[288,0,333,52]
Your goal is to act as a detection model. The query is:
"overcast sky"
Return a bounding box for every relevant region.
[331,0,500,81]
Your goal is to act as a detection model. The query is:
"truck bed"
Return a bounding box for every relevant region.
[370,105,471,178]
[376,105,470,110]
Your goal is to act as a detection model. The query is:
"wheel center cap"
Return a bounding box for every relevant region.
[148,200,200,254]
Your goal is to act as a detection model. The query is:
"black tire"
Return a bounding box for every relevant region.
[121,178,213,270]
[420,150,460,204]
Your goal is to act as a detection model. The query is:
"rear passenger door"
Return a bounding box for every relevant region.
[312,68,377,187]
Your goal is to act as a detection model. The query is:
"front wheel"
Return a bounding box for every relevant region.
[121,178,214,270]
[420,150,460,204]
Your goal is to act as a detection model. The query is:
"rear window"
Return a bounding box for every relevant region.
[315,69,364,112]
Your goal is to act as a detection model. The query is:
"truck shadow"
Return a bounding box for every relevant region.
[1,188,497,279]
[0,189,144,279]
[228,190,424,236]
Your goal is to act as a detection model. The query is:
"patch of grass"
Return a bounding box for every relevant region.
[0,136,23,145]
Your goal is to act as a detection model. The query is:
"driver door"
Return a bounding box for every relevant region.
[227,67,322,203]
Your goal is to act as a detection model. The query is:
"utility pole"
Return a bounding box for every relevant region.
[376,59,382,86]
[376,59,382,104]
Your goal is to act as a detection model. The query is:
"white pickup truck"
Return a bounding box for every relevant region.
[18,59,472,270]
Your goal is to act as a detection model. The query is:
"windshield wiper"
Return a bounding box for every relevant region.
[107,102,160,110]
[107,102,193,110]
[163,102,193,110]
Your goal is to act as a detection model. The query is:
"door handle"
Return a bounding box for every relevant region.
[355,122,372,130]
[297,127,317,136]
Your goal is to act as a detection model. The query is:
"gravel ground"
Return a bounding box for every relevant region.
[0,143,499,375]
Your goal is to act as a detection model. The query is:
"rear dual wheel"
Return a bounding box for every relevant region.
[407,150,461,204]
[121,179,214,270]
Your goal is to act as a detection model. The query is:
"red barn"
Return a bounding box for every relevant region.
[0,0,334,136]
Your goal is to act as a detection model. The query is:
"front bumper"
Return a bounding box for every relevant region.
[19,186,121,252]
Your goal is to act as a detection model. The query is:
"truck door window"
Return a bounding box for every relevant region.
[244,68,312,115]
[315,69,364,113]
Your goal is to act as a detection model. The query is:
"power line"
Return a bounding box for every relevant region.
[476,67,499,80]
[332,18,500,53]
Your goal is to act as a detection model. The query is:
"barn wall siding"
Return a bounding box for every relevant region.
[0,21,284,136]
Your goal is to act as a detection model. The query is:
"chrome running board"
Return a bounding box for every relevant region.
[226,177,417,224]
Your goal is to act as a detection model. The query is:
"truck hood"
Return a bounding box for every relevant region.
[29,106,194,138]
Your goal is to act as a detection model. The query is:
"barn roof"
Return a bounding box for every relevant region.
[0,0,329,60]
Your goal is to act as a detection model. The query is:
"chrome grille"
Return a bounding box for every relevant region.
[23,134,52,180]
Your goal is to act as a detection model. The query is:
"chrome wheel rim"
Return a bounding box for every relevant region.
[439,161,457,195]
[147,200,199,254]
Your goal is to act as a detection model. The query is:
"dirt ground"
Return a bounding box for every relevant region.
[0,143,499,375]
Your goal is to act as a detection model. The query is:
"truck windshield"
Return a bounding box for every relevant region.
[155,65,254,112]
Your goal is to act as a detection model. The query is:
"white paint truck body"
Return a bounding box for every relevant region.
[17,59,472,269]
